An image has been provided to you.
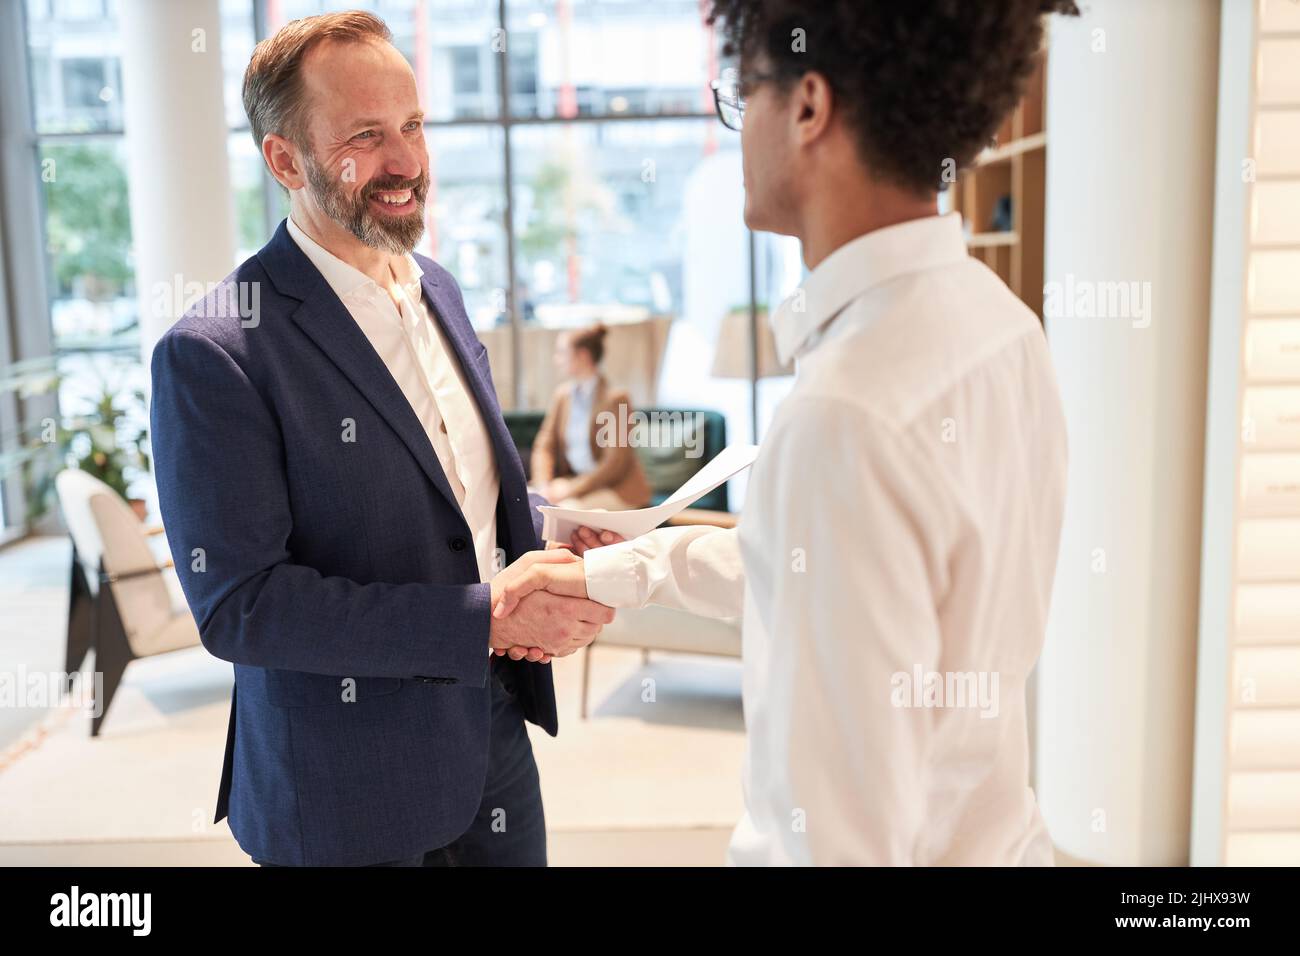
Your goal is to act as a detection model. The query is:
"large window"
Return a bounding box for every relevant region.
[14,0,261,528]
[266,2,798,445]
[26,0,262,354]
[8,0,800,533]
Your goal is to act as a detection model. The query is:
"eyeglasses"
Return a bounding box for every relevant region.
[710,71,779,132]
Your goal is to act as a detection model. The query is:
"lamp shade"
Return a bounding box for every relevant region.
[711,307,794,379]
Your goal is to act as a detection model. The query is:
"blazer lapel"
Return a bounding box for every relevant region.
[419,272,538,553]
[554,387,572,475]
[588,375,608,460]
[257,219,535,549]
[256,221,464,519]
[288,285,465,519]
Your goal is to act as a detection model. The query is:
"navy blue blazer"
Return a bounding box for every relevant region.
[149,219,557,866]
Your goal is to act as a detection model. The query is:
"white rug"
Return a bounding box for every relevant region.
[536,648,746,831]
[0,648,235,845]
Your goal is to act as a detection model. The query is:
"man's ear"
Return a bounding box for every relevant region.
[794,71,834,147]
[262,133,304,191]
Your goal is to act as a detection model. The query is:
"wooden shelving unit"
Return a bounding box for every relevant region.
[947,52,1048,320]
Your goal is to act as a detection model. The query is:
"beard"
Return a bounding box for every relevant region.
[303,152,428,255]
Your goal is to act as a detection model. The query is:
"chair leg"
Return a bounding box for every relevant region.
[580,644,592,720]
[641,648,651,666]
[90,581,133,737]
[65,549,94,690]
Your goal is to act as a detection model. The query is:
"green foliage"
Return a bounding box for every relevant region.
[518,160,575,261]
[236,179,269,251]
[42,143,133,296]
[0,358,149,522]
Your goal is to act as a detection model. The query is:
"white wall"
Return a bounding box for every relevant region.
[1035,0,1220,865]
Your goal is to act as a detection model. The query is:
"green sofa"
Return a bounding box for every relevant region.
[503,407,730,513]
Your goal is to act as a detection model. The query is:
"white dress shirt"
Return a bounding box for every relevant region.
[564,375,598,474]
[287,215,501,584]
[584,213,1068,865]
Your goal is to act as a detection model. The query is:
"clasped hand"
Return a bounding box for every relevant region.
[487,528,625,664]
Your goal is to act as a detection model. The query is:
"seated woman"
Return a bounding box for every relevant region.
[532,322,652,511]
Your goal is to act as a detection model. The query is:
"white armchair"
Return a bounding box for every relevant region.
[56,469,200,735]
[580,605,740,718]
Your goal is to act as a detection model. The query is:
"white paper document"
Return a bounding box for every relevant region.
[538,443,760,543]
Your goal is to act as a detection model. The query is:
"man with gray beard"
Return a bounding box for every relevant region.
[149,11,610,867]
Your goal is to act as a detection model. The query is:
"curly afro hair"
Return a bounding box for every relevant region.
[707,0,1080,194]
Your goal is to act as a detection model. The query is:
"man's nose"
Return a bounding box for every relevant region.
[379,134,424,183]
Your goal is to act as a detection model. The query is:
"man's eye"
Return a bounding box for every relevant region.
[354,130,375,141]
[403,121,421,132]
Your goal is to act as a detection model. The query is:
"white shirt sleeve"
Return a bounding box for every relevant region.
[583,524,744,620]
[742,396,954,865]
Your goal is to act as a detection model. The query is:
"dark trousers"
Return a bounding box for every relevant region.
[255,662,547,867]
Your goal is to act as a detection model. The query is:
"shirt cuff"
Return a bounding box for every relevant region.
[583,540,643,608]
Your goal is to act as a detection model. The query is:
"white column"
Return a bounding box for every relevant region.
[119,0,236,365]
[1034,0,1220,865]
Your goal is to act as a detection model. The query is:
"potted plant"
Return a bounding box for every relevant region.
[0,357,151,524]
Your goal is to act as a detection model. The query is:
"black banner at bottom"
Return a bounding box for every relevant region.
[0,864,1290,941]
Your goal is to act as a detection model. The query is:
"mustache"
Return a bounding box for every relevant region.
[363,173,427,199]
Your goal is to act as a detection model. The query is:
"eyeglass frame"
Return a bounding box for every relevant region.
[710,70,782,132]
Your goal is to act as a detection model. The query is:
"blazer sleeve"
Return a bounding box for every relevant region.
[528,491,549,546]
[530,387,563,485]
[149,328,492,686]
[567,388,635,498]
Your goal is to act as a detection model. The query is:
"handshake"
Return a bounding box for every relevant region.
[488,527,625,664]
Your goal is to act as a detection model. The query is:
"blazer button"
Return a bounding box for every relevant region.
[448,536,468,553]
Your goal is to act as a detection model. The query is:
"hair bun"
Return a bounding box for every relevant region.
[571,321,608,365]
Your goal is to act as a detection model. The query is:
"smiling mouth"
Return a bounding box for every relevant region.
[369,188,417,214]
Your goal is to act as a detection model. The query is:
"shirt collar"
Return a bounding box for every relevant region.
[771,212,968,365]
[571,374,598,402]
[287,213,425,306]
